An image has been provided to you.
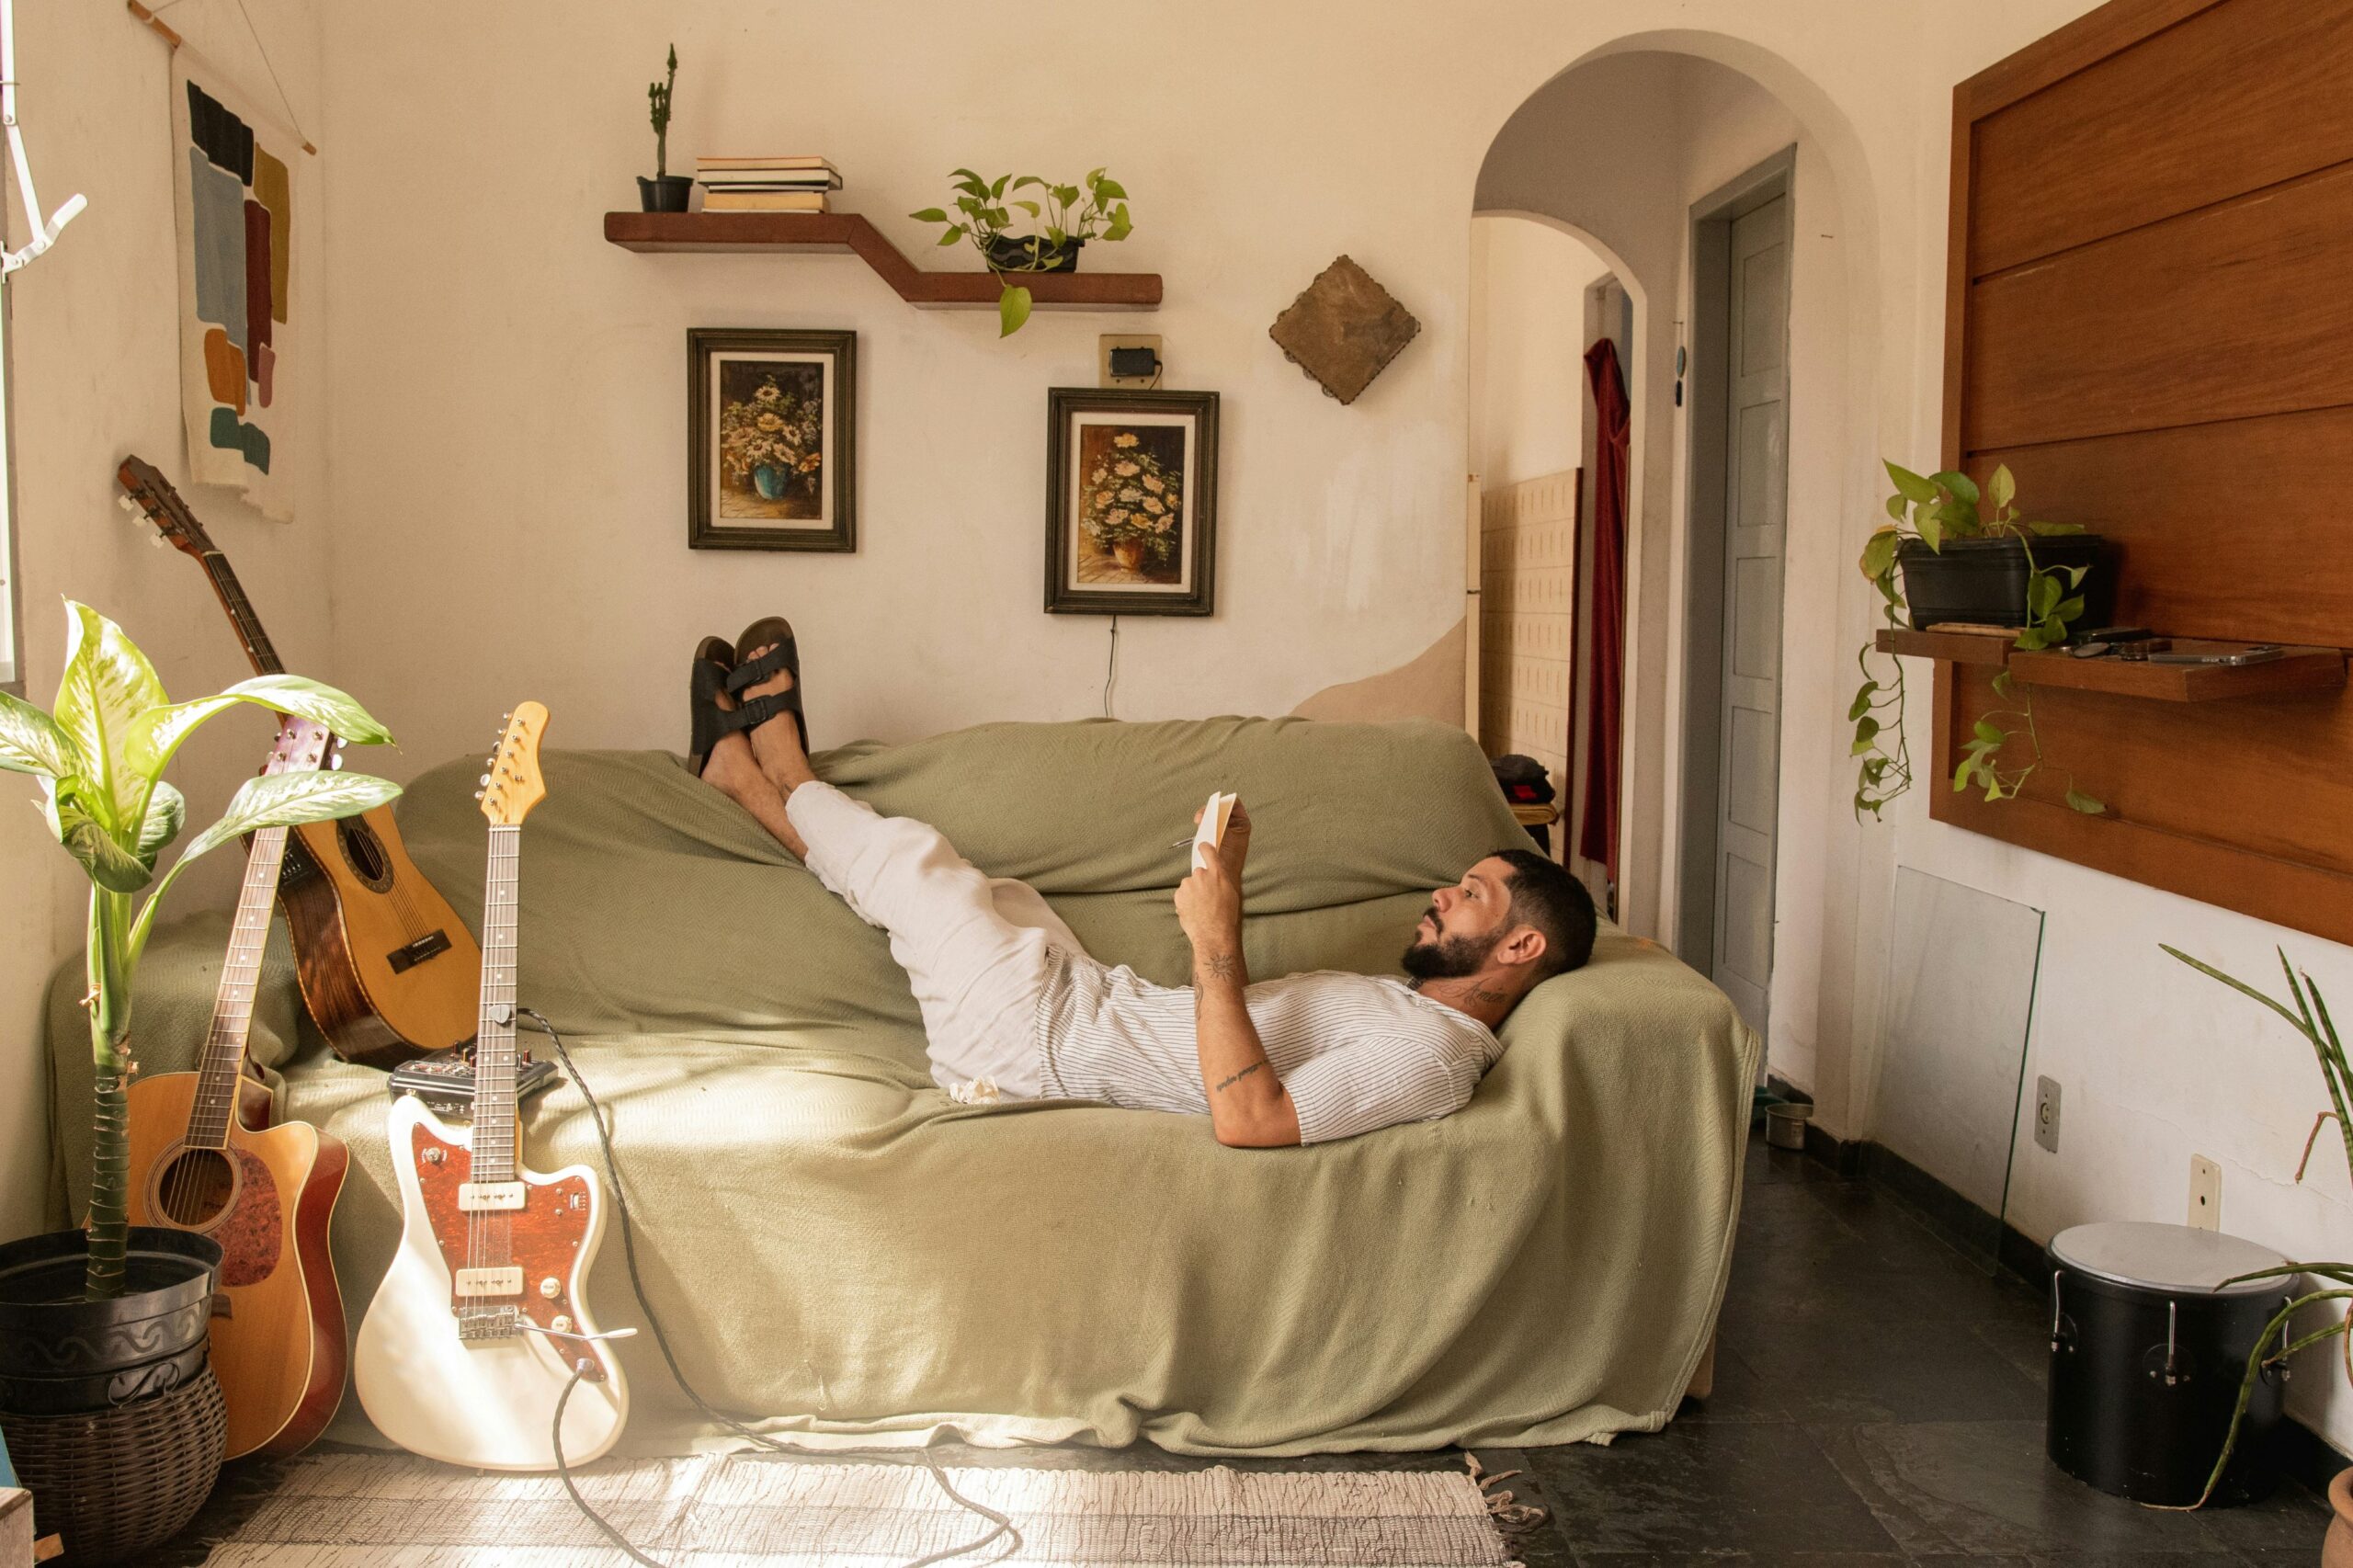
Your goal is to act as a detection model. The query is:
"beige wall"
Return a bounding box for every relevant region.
[1468,218,1608,492]
[0,1,330,1240]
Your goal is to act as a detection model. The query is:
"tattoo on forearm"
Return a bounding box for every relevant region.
[1199,952,1241,983]
[1213,1061,1265,1094]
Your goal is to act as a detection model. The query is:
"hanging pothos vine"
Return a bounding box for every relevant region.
[1850,460,2105,820]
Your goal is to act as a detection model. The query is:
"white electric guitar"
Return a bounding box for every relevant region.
[353,703,631,1469]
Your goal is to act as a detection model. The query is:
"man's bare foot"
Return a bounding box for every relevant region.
[703,670,810,858]
[733,642,817,792]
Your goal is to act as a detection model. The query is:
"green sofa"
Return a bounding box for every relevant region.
[49,715,1758,1456]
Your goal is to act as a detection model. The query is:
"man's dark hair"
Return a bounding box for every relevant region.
[1491,849,1597,981]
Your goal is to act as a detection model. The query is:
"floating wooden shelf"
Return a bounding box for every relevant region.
[1879,627,2347,703]
[2008,645,2346,702]
[1873,627,2014,665]
[603,211,1163,312]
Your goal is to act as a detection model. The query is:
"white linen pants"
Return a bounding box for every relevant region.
[786,781,1083,1100]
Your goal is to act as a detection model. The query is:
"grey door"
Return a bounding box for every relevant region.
[1710,196,1789,1034]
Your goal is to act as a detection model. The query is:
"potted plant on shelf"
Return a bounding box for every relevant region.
[910,167,1133,336]
[2158,944,2353,1547]
[637,44,690,213]
[1848,460,2109,819]
[0,603,399,1565]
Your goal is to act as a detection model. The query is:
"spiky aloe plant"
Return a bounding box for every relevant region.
[0,602,402,1298]
[2160,943,2353,1507]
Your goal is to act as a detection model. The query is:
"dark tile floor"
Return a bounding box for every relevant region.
[156,1128,2336,1565]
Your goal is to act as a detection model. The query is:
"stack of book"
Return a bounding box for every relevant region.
[694,156,842,213]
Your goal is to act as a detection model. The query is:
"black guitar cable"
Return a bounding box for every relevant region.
[516,1007,1020,1568]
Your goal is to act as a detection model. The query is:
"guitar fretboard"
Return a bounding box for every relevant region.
[200,551,283,676]
[471,824,523,1182]
[185,824,294,1150]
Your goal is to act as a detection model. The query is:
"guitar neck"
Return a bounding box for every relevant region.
[197,551,285,676]
[186,824,296,1149]
[472,825,523,1180]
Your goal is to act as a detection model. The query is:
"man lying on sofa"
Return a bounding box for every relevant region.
[688,619,1597,1147]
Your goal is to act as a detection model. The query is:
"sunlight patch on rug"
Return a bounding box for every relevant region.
[200,1452,1511,1566]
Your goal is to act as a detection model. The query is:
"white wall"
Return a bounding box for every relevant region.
[0,1,330,1241]
[1468,217,1607,491]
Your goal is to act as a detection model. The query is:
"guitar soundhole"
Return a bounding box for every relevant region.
[154,1147,238,1228]
[336,817,394,892]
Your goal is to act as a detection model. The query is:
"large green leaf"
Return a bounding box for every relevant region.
[1859,527,1900,581]
[998,283,1033,337]
[124,674,393,778]
[53,796,152,892]
[1930,470,1981,506]
[1985,464,2016,514]
[137,780,186,865]
[51,601,167,832]
[0,689,81,779]
[178,770,403,867]
[1883,461,1938,504]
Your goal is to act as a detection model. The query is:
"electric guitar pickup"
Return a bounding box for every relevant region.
[354,704,631,1470]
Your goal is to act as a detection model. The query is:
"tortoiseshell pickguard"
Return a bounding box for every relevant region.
[215,1145,282,1287]
[405,1119,608,1381]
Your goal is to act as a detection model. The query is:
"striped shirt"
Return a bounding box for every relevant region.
[1033,949,1503,1144]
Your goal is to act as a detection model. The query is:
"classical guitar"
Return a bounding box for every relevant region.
[123,718,350,1459]
[354,703,631,1470]
[117,454,479,1068]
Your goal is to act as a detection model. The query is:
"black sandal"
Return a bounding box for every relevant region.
[723,616,810,756]
[687,635,734,777]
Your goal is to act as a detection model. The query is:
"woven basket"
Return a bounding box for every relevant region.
[1,1365,226,1564]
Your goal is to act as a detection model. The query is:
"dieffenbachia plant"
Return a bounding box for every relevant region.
[1849,460,2101,819]
[0,602,401,1298]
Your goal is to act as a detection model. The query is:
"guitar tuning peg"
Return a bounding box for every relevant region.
[473,790,484,801]
[148,530,167,549]
[116,494,137,514]
[479,773,492,786]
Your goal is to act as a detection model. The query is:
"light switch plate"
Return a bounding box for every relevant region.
[2033,1075,2061,1153]
[2189,1154,2222,1231]
[1099,334,1164,389]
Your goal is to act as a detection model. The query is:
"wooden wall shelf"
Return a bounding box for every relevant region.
[1879,630,2347,702]
[603,211,1163,312]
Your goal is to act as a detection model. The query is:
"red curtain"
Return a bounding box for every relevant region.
[1579,338,1630,882]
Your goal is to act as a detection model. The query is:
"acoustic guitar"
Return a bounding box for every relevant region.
[124,718,350,1459]
[354,703,631,1470]
[117,454,478,1068]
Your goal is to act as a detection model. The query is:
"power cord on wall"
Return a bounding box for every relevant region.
[1102,615,1120,718]
[515,1007,1020,1568]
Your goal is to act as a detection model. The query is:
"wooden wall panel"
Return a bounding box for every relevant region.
[1964,162,2353,450]
[1968,0,2353,276]
[1938,0,2353,946]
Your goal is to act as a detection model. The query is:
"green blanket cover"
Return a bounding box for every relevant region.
[48,716,1758,1455]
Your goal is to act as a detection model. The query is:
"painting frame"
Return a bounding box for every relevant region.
[688,328,857,552]
[1045,387,1220,617]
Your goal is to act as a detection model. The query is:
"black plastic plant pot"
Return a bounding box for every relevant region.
[638,175,693,213]
[0,1227,222,1415]
[985,234,1084,273]
[1896,534,2111,631]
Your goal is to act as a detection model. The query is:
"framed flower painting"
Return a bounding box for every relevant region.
[1045,387,1220,615]
[688,328,857,551]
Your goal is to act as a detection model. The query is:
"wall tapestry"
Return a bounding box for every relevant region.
[688,328,858,552]
[170,58,298,519]
[1045,387,1219,616]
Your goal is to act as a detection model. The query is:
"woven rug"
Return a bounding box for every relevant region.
[199,1452,1512,1567]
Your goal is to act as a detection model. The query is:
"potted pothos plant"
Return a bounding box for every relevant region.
[1848,460,2109,819]
[0,603,399,1562]
[637,44,689,213]
[2159,944,2353,1539]
[911,167,1133,336]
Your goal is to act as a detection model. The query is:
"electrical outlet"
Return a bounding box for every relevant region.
[2033,1075,2061,1153]
[2189,1155,2222,1230]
